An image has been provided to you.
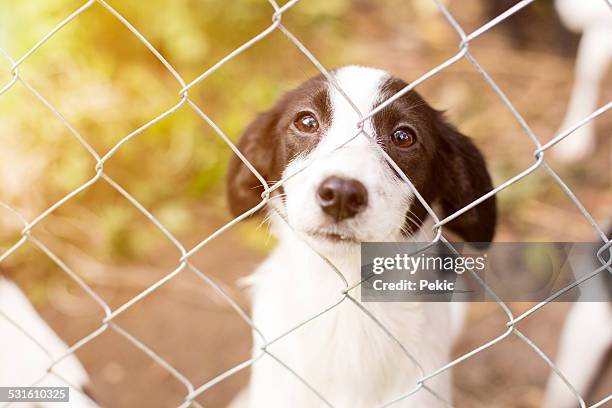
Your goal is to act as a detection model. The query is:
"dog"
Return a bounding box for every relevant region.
[543,226,612,408]
[0,276,99,407]
[226,66,496,407]
[552,0,612,162]
[485,0,611,162]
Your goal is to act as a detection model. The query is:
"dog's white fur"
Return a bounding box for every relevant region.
[0,277,97,408]
[242,229,463,407]
[230,66,467,408]
[553,0,612,162]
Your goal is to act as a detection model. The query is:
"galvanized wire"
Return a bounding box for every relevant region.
[0,0,610,407]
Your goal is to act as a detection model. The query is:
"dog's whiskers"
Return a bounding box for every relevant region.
[255,193,287,233]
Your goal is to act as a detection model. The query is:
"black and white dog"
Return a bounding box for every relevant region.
[227,66,496,407]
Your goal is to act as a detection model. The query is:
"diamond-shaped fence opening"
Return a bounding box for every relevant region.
[1,0,611,407]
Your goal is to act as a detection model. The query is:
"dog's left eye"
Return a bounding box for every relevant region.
[391,126,417,148]
[293,111,319,133]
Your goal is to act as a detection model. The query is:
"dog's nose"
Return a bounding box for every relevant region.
[317,176,368,221]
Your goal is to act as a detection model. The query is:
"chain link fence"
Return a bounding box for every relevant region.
[0,0,611,407]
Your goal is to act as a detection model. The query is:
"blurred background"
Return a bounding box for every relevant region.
[0,0,610,407]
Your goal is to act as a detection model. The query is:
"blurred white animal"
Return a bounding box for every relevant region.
[0,277,98,408]
[553,0,612,162]
[543,232,612,408]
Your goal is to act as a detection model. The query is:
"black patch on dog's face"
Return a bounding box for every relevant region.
[279,76,332,162]
[373,77,497,243]
[226,74,331,217]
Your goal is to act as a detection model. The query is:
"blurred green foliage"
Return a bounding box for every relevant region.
[0,0,352,263]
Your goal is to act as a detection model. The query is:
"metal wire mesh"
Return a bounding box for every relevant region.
[1,0,611,407]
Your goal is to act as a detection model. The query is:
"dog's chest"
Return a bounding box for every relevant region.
[247,245,451,406]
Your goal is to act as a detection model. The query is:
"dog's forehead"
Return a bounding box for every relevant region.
[318,66,390,150]
[329,66,389,120]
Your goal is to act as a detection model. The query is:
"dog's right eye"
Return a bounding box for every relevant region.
[391,126,417,148]
[293,111,319,134]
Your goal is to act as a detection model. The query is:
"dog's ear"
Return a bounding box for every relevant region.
[435,118,497,244]
[226,108,282,218]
